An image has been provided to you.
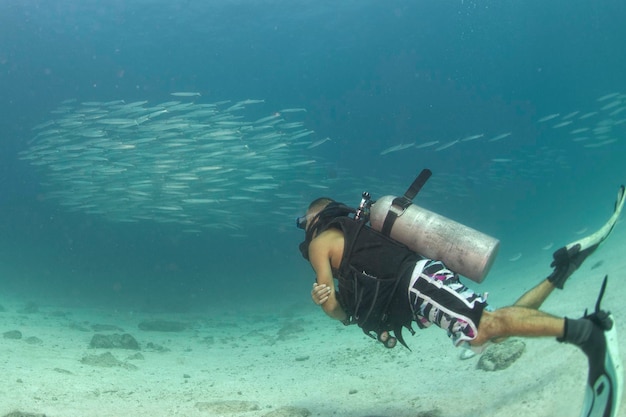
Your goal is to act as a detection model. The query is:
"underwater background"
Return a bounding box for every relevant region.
[1,0,625,313]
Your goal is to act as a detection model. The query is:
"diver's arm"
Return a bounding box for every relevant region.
[308,237,348,322]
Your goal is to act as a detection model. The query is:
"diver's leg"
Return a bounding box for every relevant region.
[512,279,556,309]
[472,307,565,346]
[482,281,558,345]
[473,305,610,353]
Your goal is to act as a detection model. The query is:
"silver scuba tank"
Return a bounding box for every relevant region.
[369,195,499,283]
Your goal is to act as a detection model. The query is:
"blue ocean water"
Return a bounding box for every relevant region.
[1,0,625,311]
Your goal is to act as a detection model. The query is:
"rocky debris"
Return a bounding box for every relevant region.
[138,320,188,332]
[89,333,140,350]
[80,351,138,370]
[262,406,311,417]
[3,331,44,345]
[277,320,305,341]
[145,342,170,352]
[80,351,121,367]
[3,330,22,340]
[416,410,443,417]
[24,336,43,345]
[126,352,145,361]
[2,412,47,417]
[477,339,526,371]
[195,400,260,413]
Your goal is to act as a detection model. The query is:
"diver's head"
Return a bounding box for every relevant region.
[297,197,354,261]
[296,197,335,231]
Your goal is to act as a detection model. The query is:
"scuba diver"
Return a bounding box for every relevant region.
[296,170,624,417]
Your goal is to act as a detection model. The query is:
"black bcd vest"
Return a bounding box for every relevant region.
[328,217,420,348]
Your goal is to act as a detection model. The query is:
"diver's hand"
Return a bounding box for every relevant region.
[311,282,331,305]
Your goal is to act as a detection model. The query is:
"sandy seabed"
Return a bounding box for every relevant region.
[1,233,625,417]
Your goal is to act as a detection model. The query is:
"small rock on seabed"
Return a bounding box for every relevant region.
[477,339,526,371]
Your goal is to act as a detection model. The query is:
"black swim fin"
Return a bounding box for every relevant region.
[548,185,625,289]
[578,276,623,417]
[392,325,413,351]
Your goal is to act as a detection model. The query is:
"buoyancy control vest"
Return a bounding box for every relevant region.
[327,216,421,348]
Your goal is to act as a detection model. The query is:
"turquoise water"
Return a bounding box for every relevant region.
[1,0,625,312]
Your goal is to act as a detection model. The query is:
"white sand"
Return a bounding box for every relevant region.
[1,233,625,417]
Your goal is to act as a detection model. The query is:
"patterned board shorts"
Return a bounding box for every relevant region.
[408,259,489,347]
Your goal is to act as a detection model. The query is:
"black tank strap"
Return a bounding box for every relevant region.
[381,168,432,236]
[404,168,432,201]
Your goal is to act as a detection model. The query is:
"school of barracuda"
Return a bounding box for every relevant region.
[19,91,625,234]
[20,95,335,233]
[378,91,626,156]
